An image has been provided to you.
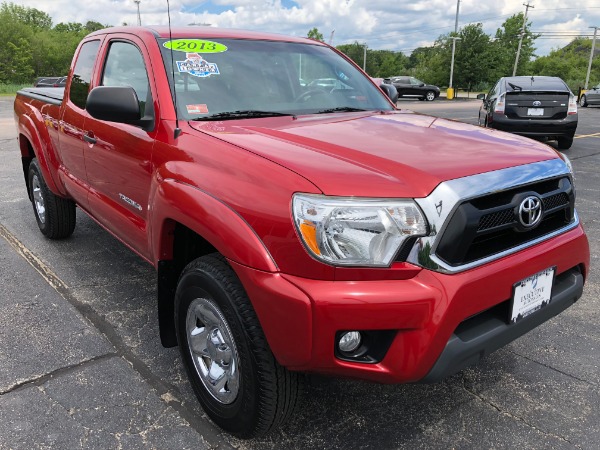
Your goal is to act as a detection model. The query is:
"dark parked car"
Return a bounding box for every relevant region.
[389,76,440,101]
[580,84,600,107]
[477,76,578,150]
[34,76,67,87]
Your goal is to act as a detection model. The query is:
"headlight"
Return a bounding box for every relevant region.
[558,152,574,175]
[292,194,428,267]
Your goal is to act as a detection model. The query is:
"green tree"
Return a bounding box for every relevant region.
[410,38,451,87]
[0,3,35,83]
[531,38,600,91]
[84,21,106,33]
[337,41,366,69]
[307,27,324,42]
[0,2,52,30]
[54,22,84,34]
[493,13,538,77]
[453,23,494,90]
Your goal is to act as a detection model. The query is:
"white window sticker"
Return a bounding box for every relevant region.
[176,53,219,78]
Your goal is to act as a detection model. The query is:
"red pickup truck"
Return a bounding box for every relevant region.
[14,26,589,438]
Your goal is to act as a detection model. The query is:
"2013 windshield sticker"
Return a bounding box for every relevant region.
[164,39,227,53]
[177,53,219,78]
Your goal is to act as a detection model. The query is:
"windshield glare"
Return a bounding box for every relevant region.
[158,38,393,120]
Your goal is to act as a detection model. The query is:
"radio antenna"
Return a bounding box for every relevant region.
[167,0,182,139]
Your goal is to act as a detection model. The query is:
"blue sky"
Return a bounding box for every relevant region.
[15,0,600,57]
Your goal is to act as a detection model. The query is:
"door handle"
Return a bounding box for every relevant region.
[83,132,97,145]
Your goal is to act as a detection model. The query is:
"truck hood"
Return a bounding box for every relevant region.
[189,110,559,198]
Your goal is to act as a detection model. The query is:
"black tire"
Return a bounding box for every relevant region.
[579,95,588,107]
[425,90,436,101]
[28,158,76,239]
[175,254,302,438]
[557,136,573,150]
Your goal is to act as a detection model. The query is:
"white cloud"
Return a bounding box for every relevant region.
[11,0,600,56]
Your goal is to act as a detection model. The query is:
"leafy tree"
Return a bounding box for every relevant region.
[531,38,600,91]
[54,22,84,34]
[453,23,494,90]
[0,2,52,30]
[307,27,324,42]
[84,21,106,33]
[493,13,537,76]
[337,41,367,69]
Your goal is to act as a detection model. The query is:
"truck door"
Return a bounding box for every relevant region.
[83,37,157,259]
[58,39,101,207]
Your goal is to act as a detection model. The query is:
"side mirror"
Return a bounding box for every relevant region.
[419,83,425,87]
[476,93,486,101]
[380,83,399,103]
[86,86,153,130]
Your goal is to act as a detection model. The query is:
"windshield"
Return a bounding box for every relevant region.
[158,38,393,120]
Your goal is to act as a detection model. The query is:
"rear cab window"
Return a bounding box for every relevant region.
[69,40,101,110]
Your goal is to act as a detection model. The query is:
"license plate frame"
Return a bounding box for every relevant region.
[527,108,544,116]
[510,267,555,323]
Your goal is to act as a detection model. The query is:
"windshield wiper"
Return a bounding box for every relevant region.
[191,110,296,121]
[315,106,371,114]
[507,82,523,91]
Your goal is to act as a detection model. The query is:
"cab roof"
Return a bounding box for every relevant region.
[87,26,322,46]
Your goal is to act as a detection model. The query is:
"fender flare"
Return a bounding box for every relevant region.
[150,179,279,347]
[17,107,64,196]
[151,178,277,271]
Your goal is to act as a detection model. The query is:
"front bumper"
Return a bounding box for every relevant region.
[490,113,578,138]
[230,225,589,384]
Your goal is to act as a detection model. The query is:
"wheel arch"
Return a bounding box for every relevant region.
[151,179,279,347]
[16,109,64,197]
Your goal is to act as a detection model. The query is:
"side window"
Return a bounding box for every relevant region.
[399,77,410,84]
[488,81,499,98]
[69,40,101,110]
[102,41,150,114]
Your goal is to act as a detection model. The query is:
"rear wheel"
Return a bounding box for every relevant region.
[579,95,588,107]
[175,254,302,438]
[557,137,573,150]
[425,90,436,101]
[28,158,76,239]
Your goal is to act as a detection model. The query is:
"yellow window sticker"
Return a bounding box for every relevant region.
[164,39,227,53]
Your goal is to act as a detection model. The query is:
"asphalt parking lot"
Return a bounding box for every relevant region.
[0,95,598,449]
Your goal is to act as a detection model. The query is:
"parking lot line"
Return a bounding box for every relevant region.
[575,132,600,139]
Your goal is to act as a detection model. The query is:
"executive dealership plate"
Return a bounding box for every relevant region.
[511,267,555,323]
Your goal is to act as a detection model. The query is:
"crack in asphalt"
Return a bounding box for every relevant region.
[0,222,231,450]
[459,378,583,449]
[0,354,118,396]
[507,348,599,388]
[570,151,600,160]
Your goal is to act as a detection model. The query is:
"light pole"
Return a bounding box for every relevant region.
[513,2,534,76]
[448,0,461,99]
[362,43,367,72]
[585,26,598,90]
[449,37,461,91]
[134,0,141,26]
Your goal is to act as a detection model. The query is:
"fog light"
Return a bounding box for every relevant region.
[338,331,362,353]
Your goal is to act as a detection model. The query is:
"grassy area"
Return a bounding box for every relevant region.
[0,84,29,96]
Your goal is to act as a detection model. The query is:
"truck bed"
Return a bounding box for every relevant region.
[17,87,64,106]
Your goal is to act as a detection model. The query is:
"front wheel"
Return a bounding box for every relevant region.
[425,91,436,101]
[28,158,76,239]
[579,95,588,107]
[175,254,302,438]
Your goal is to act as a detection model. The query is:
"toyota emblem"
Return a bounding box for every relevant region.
[532,101,542,107]
[518,196,542,228]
